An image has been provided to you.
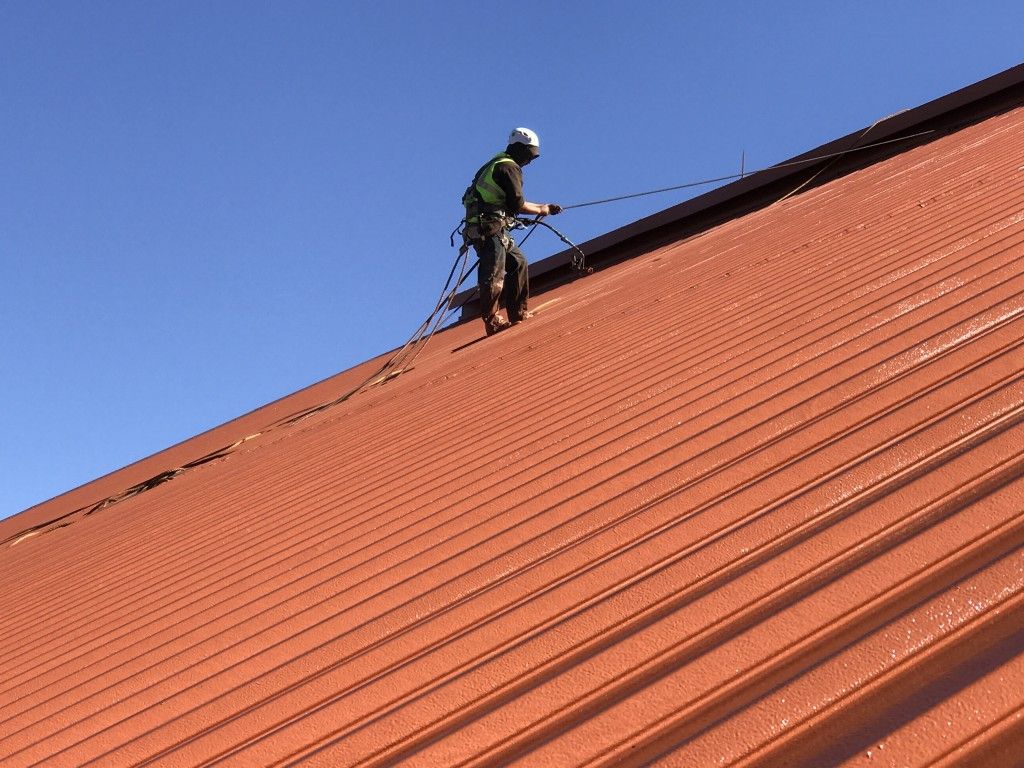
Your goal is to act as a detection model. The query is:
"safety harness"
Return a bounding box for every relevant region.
[456,152,590,275]
[461,151,519,239]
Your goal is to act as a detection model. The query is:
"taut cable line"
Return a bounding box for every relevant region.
[562,129,934,210]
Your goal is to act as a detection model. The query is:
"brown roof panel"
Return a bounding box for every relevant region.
[1,78,1023,767]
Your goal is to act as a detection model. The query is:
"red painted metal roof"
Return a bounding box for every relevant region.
[2,77,1024,766]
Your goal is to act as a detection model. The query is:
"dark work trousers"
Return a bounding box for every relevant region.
[473,231,529,331]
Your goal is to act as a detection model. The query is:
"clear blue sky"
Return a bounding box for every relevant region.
[1,1,1021,519]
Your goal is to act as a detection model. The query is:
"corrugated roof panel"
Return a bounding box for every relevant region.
[1,92,1023,766]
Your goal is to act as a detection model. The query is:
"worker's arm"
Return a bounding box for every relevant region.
[520,201,562,216]
[493,162,562,216]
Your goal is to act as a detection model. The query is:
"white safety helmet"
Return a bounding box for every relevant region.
[508,127,540,148]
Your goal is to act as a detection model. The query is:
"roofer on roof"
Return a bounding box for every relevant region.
[462,127,562,336]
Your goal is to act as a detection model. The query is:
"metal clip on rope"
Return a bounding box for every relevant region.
[512,217,591,274]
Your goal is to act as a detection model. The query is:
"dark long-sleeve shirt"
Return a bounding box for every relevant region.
[491,159,525,215]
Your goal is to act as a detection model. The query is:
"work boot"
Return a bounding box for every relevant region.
[510,309,533,325]
[484,315,511,336]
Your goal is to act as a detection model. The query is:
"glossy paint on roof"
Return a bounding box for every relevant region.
[2,83,1024,766]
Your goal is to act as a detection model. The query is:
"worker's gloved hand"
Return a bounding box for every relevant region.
[545,203,563,216]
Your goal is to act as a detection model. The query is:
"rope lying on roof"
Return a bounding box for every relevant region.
[7,213,583,548]
[2,434,262,547]
[274,240,477,427]
[279,213,591,426]
[3,230,492,547]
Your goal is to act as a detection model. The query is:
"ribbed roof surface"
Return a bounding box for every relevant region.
[2,97,1024,767]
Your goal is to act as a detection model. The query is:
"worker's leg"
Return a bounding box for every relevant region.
[503,239,530,323]
[475,234,509,334]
